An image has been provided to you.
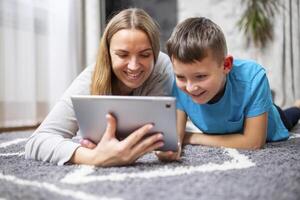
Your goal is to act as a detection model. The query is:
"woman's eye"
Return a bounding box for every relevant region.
[140,53,150,58]
[117,54,128,58]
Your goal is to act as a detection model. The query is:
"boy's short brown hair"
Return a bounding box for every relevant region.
[166,17,227,64]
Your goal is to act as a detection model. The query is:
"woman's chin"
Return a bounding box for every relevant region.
[124,80,144,90]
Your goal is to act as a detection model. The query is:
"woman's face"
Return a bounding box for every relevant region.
[109,29,154,93]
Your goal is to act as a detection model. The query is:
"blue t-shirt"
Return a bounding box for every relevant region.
[173,59,289,142]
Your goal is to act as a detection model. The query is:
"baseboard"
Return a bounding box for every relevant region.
[0,124,40,133]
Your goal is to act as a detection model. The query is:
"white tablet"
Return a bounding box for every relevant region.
[71,95,178,151]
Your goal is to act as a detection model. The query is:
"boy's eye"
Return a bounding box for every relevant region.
[196,75,207,79]
[176,75,185,80]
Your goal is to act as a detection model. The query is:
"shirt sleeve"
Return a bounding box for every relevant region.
[25,65,94,165]
[245,69,273,117]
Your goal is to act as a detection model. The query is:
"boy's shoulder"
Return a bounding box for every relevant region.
[230,59,265,82]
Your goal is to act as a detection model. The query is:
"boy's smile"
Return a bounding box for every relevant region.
[172,53,232,104]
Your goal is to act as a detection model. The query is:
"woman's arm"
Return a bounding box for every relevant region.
[184,112,268,150]
[25,65,94,165]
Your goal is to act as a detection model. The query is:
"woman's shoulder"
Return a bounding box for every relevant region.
[61,63,95,101]
[153,51,173,74]
[133,52,174,96]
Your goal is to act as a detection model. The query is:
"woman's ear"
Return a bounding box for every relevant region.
[223,55,233,73]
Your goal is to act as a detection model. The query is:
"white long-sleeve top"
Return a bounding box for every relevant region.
[25,52,174,165]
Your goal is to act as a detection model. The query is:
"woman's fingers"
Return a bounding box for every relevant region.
[80,139,97,149]
[139,141,165,158]
[123,123,154,147]
[130,132,164,158]
[102,113,117,140]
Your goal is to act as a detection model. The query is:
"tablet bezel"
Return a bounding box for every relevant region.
[71,95,178,151]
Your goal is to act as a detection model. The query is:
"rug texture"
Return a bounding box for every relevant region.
[0,124,300,200]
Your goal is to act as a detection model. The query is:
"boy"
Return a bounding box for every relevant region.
[156,17,300,161]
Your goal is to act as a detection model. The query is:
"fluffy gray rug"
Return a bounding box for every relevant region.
[1,124,300,200]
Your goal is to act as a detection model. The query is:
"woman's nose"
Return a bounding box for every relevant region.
[127,57,139,70]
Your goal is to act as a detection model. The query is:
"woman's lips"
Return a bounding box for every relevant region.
[125,71,143,80]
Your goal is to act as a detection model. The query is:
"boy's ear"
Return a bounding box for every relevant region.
[223,55,233,73]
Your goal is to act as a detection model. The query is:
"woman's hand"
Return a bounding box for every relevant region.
[80,138,96,149]
[154,142,182,162]
[72,113,164,167]
[79,132,104,151]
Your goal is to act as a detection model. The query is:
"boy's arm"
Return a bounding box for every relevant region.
[155,109,187,161]
[184,112,267,150]
[177,109,188,146]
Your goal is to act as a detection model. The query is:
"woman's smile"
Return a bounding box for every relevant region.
[124,70,144,81]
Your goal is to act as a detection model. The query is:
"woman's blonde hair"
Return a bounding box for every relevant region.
[91,8,160,95]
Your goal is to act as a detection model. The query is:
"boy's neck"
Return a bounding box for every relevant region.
[207,80,226,104]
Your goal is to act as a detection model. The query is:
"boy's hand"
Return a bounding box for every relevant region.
[155,142,182,161]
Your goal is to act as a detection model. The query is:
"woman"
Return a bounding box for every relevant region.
[25,8,173,167]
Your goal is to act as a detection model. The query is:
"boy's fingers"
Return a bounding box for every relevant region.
[155,152,167,160]
[155,151,178,161]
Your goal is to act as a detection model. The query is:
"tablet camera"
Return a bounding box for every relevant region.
[165,103,171,108]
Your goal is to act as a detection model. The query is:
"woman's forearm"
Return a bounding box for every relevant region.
[69,146,97,165]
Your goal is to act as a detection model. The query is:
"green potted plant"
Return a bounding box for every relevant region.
[237,0,281,49]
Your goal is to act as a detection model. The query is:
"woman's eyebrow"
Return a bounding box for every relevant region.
[113,48,152,52]
[139,48,152,53]
[113,49,128,53]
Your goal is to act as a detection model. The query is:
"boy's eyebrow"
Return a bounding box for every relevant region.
[174,73,184,77]
[194,72,208,75]
[174,72,208,77]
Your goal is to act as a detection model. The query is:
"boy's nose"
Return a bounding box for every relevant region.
[186,83,199,93]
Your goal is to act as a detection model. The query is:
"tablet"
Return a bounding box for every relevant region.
[71,95,178,151]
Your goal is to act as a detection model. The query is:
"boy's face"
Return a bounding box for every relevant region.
[172,53,232,104]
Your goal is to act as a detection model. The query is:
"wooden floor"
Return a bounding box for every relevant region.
[0,124,39,133]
